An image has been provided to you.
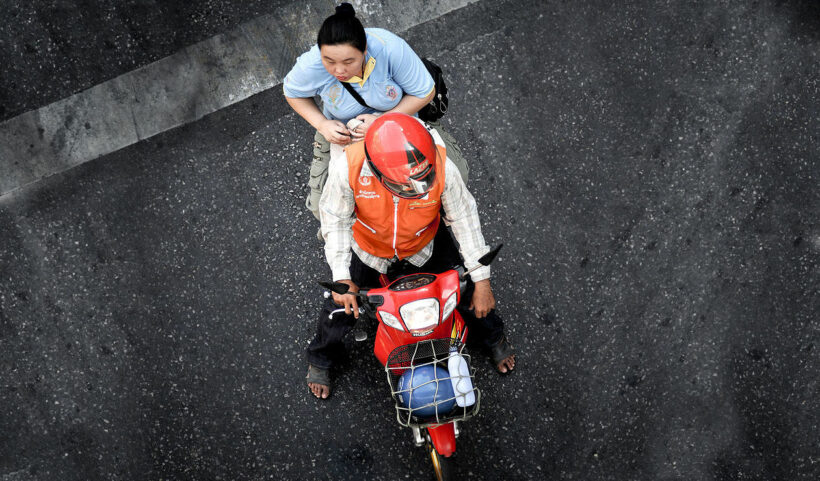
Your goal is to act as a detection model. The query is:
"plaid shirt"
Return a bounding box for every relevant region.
[319,130,491,283]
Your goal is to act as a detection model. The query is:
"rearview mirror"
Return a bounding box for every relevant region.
[478,244,503,266]
[318,281,350,295]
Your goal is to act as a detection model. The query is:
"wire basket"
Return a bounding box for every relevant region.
[385,338,480,428]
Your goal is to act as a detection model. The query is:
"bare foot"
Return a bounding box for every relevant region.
[496,354,516,373]
[308,381,331,399]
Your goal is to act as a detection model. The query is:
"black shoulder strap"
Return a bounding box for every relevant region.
[341,81,371,109]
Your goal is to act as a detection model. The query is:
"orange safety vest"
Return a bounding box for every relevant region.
[346,141,446,259]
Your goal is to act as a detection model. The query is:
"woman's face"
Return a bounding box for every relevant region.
[320,43,365,82]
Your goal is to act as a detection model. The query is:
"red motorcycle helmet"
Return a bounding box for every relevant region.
[364,113,439,199]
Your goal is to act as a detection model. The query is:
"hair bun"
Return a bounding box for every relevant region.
[335,2,356,17]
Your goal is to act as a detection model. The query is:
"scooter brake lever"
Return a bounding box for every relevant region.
[324,290,369,341]
[328,308,347,319]
[327,308,368,341]
[327,305,367,323]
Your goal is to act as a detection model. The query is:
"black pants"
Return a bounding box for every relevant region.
[306,226,505,369]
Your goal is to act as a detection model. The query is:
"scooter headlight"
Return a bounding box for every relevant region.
[442,292,458,320]
[379,311,405,331]
[400,298,440,335]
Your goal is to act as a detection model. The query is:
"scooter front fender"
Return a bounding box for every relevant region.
[428,423,456,457]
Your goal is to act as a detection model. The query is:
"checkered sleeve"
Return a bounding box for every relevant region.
[440,159,491,282]
[319,152,356,282]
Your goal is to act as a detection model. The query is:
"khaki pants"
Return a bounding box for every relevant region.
[305,121,469,220]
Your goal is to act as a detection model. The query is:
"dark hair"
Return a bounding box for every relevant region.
[317,3,366,52]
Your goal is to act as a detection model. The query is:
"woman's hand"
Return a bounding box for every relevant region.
[353,113,381,138]
[285,97,353,144]
[318,119,352,145]
[346,118,365,141]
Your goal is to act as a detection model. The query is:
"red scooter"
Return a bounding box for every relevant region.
[320,245,502,481]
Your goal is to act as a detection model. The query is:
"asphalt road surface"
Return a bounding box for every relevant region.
[0,0,296,122]
[1,0,818,480]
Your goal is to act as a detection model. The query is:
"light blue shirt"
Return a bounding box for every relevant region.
[283,28,434,122]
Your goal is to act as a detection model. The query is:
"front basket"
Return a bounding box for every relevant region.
[385,338,480,428]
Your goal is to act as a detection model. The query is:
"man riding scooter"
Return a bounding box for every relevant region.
[306,112,515,399]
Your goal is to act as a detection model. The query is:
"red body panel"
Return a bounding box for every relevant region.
[374,311,465,366]
[372,270,464,366]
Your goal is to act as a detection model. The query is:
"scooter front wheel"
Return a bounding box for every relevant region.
[427,442,454,481]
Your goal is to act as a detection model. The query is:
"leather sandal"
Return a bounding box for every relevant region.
[306,364,331,393]
[489,335,515,373]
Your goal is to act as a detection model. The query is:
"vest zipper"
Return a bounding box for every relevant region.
[415,225,429,236]
[392,196,399,257]
[357,218,377,233]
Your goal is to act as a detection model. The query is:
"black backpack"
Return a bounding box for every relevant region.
[417,58,448,123]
